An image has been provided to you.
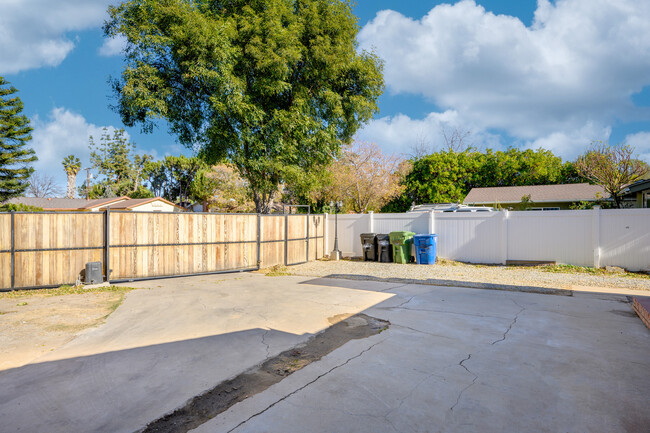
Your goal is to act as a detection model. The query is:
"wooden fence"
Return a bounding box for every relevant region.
[0,211,325,290]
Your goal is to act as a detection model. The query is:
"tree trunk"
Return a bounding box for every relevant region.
[253,190,275,214]
[66,173,77,198]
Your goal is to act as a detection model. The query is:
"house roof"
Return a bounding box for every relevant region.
[99,197,182,210]
[4,196,182,211]
[463,183,609,205]
[5,197,91,210]
[624,178,650,195]
[81,197,130,209]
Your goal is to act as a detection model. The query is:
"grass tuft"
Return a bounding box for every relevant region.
[263,265,292,277]
[0,284,142,299]
[536,264,650,279]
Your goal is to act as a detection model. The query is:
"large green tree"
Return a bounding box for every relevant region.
[144,155,206,204]
[477,148,581,187]
[383,147,587,212]
[0,77,37,202]
[105,0,384,213]
[85,128,153,198]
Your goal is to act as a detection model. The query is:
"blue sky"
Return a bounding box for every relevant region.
[2,0,650,190]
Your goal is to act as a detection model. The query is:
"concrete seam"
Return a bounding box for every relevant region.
[226,338,388,433]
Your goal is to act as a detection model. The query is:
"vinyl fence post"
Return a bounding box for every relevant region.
[501,210,509,265]
[105,209,110,283]
[256,214,261,269]
[428,210,435,234]
[368,211,374,233]
[10,211,15,290]
[592,205,601,268]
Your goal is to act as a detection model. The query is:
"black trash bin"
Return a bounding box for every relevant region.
[360,233,377,261]
[376,234,393,263]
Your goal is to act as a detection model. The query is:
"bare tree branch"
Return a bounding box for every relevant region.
[441,125,472,153]
[27,172,64,198]
[575,141,649,208]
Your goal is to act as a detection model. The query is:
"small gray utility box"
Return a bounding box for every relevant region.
[85,261,103,284]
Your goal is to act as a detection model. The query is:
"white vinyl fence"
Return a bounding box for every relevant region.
[323,208,650,272]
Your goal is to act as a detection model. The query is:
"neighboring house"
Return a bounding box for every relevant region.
[4,196,183,212]
[620,178,650,208]
[98,197,183,212]
[408,203,494,212]
[463,183,609,210]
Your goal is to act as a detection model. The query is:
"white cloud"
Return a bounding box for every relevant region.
[359,0,650,145]
[30,107,126,190]
[524,121,611,161]
[98,34,127,57]
[624,131,650,164]
[356,111,503,157]
[0,0,112,74]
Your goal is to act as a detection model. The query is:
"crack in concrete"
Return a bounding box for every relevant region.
[450,354,478,412]
[393,324,454,340]
[388,305,508,320]
[393,296,416,309]
[382,368,446,432]
[226,339,387,433]
[491,300,525,345]
[261,330,270,359]
[378,283,411,292]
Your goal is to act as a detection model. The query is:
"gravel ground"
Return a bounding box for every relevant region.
[287,259,650,292]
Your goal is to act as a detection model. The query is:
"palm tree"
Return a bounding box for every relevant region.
[62,155,81,198]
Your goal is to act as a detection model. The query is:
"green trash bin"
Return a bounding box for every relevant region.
[389,231,415,264]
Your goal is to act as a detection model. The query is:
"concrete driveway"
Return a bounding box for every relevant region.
[0,273,648,432]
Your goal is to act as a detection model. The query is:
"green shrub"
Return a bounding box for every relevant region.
[0,203,44,212]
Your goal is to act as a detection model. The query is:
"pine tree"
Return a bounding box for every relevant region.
[0,77,36,202]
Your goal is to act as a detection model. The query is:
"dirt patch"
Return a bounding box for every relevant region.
[143,314,390,433]
[0,289,133,370]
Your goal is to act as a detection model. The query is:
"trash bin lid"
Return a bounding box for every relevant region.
[414,234,438,240]
[389,231,415,241]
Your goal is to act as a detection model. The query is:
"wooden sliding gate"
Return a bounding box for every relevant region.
[0,210,325,291]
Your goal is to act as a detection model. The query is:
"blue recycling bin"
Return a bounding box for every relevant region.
[413,234,438,264]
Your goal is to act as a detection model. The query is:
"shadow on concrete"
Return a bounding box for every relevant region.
[0,328,300,433]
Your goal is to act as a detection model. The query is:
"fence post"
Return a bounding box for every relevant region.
[105,209,110,283]
[10,211,15,289]
[592,206,601,268]
[428,210,435,234]
[501,210,509,265]
[368,211,374,233]
[284,213,289,266]
[256,214,261,269]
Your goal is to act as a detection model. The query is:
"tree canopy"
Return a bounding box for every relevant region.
[329,141,406,213]
[383,147,586,211]
[575,141,649,208]
[0,77,36,202]
[62,154,81,198]
[144,155,207,205]
[85,128,153,198]
[105,0,384,212]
